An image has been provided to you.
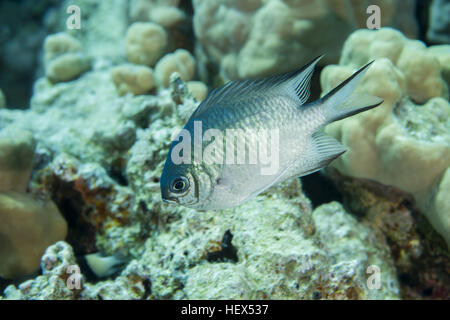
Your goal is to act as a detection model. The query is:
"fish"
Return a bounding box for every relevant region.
[160,55,383,210]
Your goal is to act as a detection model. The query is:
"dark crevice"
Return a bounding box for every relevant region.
[416,0,432,44]
[300,172,343,209]
[207,230,238,263]
[108,168,129,186]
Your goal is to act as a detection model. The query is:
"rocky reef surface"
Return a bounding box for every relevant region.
[0,0,449,300]
[0,64,401,299]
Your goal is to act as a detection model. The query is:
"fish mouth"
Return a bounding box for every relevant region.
[162,196,178,204]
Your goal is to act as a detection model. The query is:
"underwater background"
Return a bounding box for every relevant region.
[0,0,449,300]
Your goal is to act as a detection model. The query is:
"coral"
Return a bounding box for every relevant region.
[129,0,181,23]
[58,0,129,62]
[2,241,81,299]
[328,169,450,299]
[0,123,67,280]
[137,180,399,299]
[427,0,450,44]
[186,81,208,101]
[44,32,90,83]
[9,67,158,169]
[149,6,185,28]
[0,127,36,193]
[320,28,450,247]
[193,0,418,83]
[155,49,196,87]
[1,69,400,299]
[125,22,168,66]
[111,64,156,96]
[0,192,67,279]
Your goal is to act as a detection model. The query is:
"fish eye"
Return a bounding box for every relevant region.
[170,176,189,193]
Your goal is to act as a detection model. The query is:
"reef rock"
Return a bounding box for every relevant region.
[1,64,400,298]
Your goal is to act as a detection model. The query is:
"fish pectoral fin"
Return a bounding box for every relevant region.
[298,131,346,177]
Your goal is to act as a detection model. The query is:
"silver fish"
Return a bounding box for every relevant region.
[161,56,383,210]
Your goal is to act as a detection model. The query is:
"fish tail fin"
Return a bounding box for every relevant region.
[321,61,383,123]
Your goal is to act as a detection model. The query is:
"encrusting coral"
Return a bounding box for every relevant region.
[320,27,450,247]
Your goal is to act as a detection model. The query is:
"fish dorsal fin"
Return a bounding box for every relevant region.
[192,55,324,118]
[284,54,323,105]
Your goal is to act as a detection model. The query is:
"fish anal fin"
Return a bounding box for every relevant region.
[298,131,346,177]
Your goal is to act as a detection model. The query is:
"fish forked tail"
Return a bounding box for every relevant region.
[320,61,384,123]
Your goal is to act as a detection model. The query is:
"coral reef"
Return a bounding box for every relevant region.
[155,49,196,87]
[126,22,168,66]
[44,32,90,82]
[0,192,67,279]
[193,0,418,83]
[1,0,447,301]
[0,126,67,279]
[2,241,81,299]
[111,63,156,96]
[186,81,208,101]
[320,27,450,247]
[327,169,450,299]
[59,0,129,62]
[0,128,36,193]
[1,66,400,298]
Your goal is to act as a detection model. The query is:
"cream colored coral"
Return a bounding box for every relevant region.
[0,128,36,193]
[155,49,195,87]
[111,63,155,96]
[150,6,185,28]
[321,28,450,247]
[125,22,167,66]
[44,32,82,63]
[0,191,68,279]
[187,81,208,101]
[44,32,90,82]
[193,0,418,82]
